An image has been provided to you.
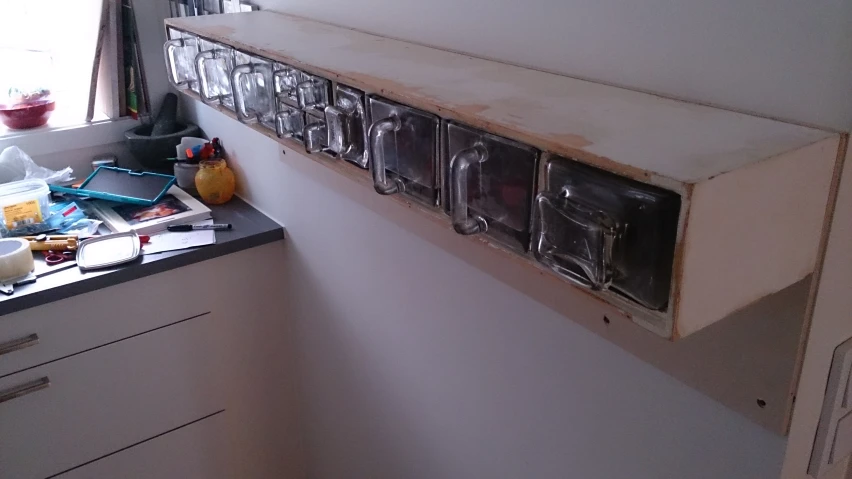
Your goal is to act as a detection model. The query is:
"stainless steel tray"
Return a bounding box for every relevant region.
[77,231,142,271]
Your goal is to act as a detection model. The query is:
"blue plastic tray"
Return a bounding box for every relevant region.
[49,167,176,206]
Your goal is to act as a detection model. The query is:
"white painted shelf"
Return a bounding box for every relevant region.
[165,11,844,339]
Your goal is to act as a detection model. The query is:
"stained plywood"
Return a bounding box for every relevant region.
[167,12,842,341]
[165,11,832,186]
[783,140,851,476]
[677,137,840,337]
[182,91,814,432]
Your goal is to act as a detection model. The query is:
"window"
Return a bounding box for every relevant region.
[0,0,120,133]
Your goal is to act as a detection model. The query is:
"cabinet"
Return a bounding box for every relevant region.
[56,411,233,479]
[164,11,842,339]
[0,241,301,479]
[164,12,847,433]
[0,313,226,479]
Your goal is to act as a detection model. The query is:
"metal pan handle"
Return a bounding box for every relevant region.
[164,39,188,88]
[275,109,303,139]
[450,144,489,235]
[230,64,254,123]
[195,49,232,104]
[195,50,217,102]
[369,115,404,195]
[304,122,329,153]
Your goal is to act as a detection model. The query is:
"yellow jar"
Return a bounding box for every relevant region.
[194,159,235,205]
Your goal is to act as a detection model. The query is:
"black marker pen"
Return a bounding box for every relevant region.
[167,223,232,232]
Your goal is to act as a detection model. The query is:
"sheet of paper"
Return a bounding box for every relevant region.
[142,219,216,254]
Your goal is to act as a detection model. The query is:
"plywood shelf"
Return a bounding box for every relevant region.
[165,11,843,340]
[166,12,831,188]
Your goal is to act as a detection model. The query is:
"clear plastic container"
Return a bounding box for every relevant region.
[0,179,51,237]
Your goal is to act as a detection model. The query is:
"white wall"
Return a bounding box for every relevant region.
[253,0,852,131]
[185,100,787,479]
[174,1,851,477]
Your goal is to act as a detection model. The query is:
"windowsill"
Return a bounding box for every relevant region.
[0,103,110,137]
[0,116,139,157]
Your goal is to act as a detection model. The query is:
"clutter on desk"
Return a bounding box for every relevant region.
[49,166,176,206]
[0,233,80,295]
[0,178,52,237]
[0,238,34,282]
[174,137,222,163]
[175,137,208,160]
[124,93,201,172]
[56,217,101,237]
[0,246,79,296]
[42,249,75,266]
[32,255,77,277]
[0,146,73,184]
[89,185,211,235]
[24,234,79,252]
[0,124,236,293]
[195,158,235,205]
[143,219,216,254]
[91,155,118,171]
[76,231,142,271]
[173,161,200,194]
[46,202,102,237]
[170,136,207,193]
[167,222,231,232]
[48,202,86,229]
[0,101,240,293]
[0,272,35,295]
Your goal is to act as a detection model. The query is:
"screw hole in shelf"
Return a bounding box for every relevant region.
[757,399,767,409]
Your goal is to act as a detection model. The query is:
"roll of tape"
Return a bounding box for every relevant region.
[0,238,34,282]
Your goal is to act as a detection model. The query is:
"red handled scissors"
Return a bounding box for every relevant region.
[42,250,75,266]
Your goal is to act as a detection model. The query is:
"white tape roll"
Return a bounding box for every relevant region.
[0,238,34,282]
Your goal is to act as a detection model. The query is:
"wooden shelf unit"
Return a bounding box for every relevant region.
[165,11,843,340]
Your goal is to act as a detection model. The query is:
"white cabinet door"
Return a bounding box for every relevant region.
[55,412,235,479]
[0,312,228,479]
[0,264,212,378]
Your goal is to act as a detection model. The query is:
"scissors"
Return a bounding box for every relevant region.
[42,250,75,266]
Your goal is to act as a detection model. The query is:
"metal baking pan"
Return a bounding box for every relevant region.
[76,231,142,271]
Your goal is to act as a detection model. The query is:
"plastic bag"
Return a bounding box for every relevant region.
[59,218,101,237]
[0,146,73,184]
[46,201,101,237]
[46,201,86,230]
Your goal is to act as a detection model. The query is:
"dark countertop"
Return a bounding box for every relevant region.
[0,197,284,317]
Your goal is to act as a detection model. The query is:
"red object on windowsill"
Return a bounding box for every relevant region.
[0,100,56,130]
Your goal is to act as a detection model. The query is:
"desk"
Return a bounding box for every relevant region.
[0,197,298,478]
[0,197,284,317]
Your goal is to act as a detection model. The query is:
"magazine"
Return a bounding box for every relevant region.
[89,186,211,235]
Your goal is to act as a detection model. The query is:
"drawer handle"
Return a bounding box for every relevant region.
[0,333,39,356]
[0,376,50,404]
[164,38,194,89]
[450,144,489,235]
[195,49,233,104]
[369,115,404,195]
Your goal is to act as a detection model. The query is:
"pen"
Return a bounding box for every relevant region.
[167,223,232,232]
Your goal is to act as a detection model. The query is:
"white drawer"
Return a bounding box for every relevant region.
[0,312,227,479]
[56,411,234,479]
[0,262,214,378]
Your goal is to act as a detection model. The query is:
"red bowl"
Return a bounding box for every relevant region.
[0,100,56,130]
